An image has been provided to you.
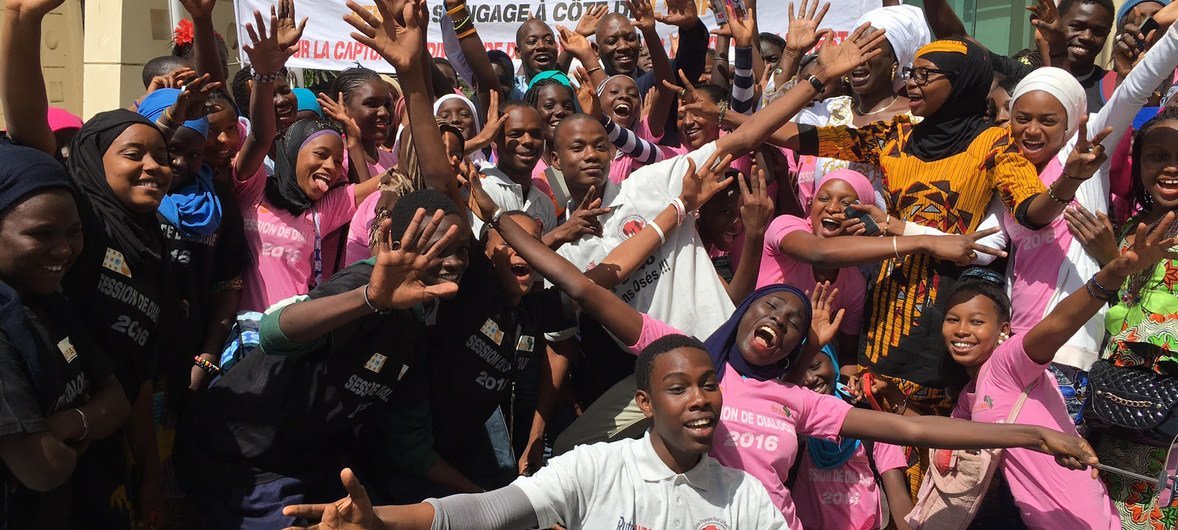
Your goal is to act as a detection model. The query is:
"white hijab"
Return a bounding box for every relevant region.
[1010,66,1088,138]
[854,5,931,91]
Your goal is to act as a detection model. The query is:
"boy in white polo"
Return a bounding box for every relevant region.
[283,335,788,529]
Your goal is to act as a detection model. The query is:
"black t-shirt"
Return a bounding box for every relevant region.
[158,183,249,384]
[178,260,426,487]
[422,252,572,460]
[63,214,170,399]
[0,294,114,528]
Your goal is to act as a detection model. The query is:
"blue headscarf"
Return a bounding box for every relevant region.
[136,88,222,237]
[0,142,77,406]
[703,284,812,381]
[136,88,210,138]
[293,88,324,119]
[806,345,862,469]
[1117,0,1169,26]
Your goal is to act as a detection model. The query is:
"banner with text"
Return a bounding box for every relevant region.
[233,0,882,73]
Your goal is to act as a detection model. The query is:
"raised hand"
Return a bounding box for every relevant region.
[4,0,65,18]
[1064,205,1118,265]
[808,281,845,347]
[179,0,216,19]
[575,3,609,37]
[654,0,699,28]
[275,0,308,51]
[343,0,426,72]
[1062,116,1114,181]
[171,73,222,122]
[557,25,594,62]
[1027,0,1066,56]
[367,208,461,311]
[927,227,1007,266]
[1107,212,1178,279]
[466,164,499,222]
[739,164,774,237]
[143,68,198,96]
[552,186,612,244]
[573,67,603,120]
[318,92,362,139]
[464,91,505,153]
[679,154,736,212]
[627,0,657,33]
[243,6,301,75]
[813,22,886,81]
[785,0,830,56]
[725,1,758,48]
[282,468,380,530]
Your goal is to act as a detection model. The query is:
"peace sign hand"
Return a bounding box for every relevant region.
[786,0,831,56]
[366,208,461,311]
[739,164,774,236]
[926,227,1008,266]
[1106,212,1178,279]
[1062,115,1114,182]
[551,186,612,244]
[1027,0,1065,56]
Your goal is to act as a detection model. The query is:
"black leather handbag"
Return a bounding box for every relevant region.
[1086,358,1178,446]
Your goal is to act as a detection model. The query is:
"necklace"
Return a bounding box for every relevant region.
[855,94,899,116]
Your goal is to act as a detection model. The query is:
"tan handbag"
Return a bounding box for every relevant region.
[905,379,1038,530]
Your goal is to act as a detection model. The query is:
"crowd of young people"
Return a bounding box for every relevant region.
[2,0,1178,528]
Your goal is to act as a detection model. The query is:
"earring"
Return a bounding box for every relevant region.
[998,332,1009,344]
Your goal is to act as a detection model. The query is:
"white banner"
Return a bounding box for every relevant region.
[233,0,882,73]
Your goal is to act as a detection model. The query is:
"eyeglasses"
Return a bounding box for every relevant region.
[901,66,956,86]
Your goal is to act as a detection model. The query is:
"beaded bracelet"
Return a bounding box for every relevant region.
[253,69,283,84]
[1086,275,1117,302]
[193,355,222,375]
[1047,185,1073,204]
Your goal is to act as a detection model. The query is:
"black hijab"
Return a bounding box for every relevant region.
[265,119,343,215]
[0,142,78,406]
[904,38,995,162]
[66,109,166,269]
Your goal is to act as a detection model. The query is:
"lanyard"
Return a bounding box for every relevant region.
[310,207,323,289]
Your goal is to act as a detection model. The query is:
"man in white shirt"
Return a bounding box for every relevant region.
[282,334,789,530]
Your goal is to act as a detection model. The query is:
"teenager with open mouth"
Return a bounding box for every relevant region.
[523,72,578,202]
[460,180,1106,530]
[285,334,792,530]
[0,143,134,529]
[757,168,1003,370]
[234,119,381,314]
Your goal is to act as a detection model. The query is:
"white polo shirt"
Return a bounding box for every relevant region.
[472,166,558,237]
[513,432,788,529]
[554,142,735,339]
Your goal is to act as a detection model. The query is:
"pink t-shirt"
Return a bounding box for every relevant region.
[793,441,907,530]
[631,314,853,528]
[757,215,865,335]
[952,334,1118,530]
[344,191,380,266]
[235,172,358,312]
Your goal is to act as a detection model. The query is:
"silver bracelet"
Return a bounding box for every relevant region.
[252,68,283,84]
[490,208,506,227]
[362,283,391,315]
[72,408,88,442]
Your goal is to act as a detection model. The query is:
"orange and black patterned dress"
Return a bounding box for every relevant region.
[804,114,1046,397]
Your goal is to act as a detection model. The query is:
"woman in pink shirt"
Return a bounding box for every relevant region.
[906,225,1174,529]
[236,120,380,312]
[467,174,1106,529]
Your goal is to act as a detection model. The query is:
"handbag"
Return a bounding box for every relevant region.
[1086,358,1178,446]
[905,379,1037,530]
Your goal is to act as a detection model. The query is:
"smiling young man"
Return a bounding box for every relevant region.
[283,334,789,530]
[1056,0,1116,112]
[512,19,560,97]
[475,103,558,238]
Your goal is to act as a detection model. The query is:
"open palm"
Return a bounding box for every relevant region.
[344,0,425,72]
[367,209,460,311]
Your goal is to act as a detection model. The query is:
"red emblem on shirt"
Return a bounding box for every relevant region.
[620,214,647,239]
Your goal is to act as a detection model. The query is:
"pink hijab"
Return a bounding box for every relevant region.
[815,168,875,205]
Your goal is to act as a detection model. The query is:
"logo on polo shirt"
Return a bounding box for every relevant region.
[363,353,388,373]
[695,518,730,530]
[619,214,647,239]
